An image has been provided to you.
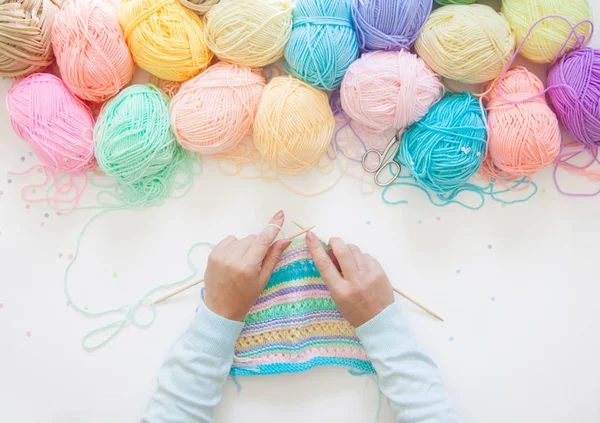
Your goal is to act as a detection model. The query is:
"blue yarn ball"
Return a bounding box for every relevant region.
[398,92,487,197]
[284,0,359,91]
[352,0,432,52]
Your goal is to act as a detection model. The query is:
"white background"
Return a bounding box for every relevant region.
[1,1,600,422]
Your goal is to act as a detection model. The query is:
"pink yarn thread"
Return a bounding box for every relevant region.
[340,50,444,133]
[51,0,134,103]
[170,62,266,154]
[6,73,96,212]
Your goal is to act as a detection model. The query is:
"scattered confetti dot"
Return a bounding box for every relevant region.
[0,303,4,309]
[26,331,31,337]
[66,301,71,306]
[20,156,25,162]
[0,191,3,196]
[417,220,422,225]
[490,296,496,302]
[436,216,441,221]
[72,142,77,147]
[68,254,73,260]
[456,269,461,274]
[476,152,481,157]
[113,273,118,279]
[291,116,297,122]
[25,204,30,209]
[63,157,68,162]
[487,244,492,249]
[7,179,12,184]
[500,203,506,208]
[542,188,547,193]
[40,221,45,227]
[84,306,88,311]
[44,213,49,218]
[449,336,454,342]
[28,152,33,157]
[366,219,371,225]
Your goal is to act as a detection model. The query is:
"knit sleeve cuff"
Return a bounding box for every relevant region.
[355,304,413,354]
[186,302,245,358]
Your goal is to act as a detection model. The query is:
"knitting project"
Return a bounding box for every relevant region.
[230,238,375,376]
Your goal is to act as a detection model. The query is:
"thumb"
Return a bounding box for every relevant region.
[259,238,290,287]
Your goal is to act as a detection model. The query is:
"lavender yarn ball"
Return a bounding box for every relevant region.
[547,48,600,147]
[351,0,432,52]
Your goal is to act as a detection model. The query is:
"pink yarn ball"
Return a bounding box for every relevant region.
[341,50,444,132]
[6,73,95,173]
[51,0,134,103]
[170,62,266,154]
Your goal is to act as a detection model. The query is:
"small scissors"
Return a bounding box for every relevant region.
[361,131,403,187]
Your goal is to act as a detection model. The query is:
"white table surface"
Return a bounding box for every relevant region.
[1,1,600,422]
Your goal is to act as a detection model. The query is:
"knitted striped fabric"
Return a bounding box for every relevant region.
[230,238,375,376]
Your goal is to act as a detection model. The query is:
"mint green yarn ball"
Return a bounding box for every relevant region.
[94,84,187,206]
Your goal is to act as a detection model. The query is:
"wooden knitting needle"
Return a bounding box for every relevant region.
[287,225,315,240]
[294,221,443,322]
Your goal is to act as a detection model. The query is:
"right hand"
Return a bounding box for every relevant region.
[306,231,394,327]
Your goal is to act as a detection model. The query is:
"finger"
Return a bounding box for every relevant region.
[244,210,285,262]
[347,243,366,270]
[364,253,381,270]
[231,234,257,257]
[258,238,291,287]
[212,235,237,255]
[306,231,344,289]
[330,237,358,277]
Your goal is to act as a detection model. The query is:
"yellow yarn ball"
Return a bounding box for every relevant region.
[119,0,213,81]
[205,0,293,68]
[253,76,334,175]
[415,4,515,84]
[502,0,593,64]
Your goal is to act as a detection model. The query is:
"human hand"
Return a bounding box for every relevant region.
[306,232,394,327]
[204,210,290,322]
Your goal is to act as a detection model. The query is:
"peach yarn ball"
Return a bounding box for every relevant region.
[484,67,561,177]
[170,62,266,154]
[341,50,444,132]
[253,76,334,175]
[51,0,134,103]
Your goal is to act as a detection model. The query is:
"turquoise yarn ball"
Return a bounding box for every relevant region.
[95,84,187,205]
[399,92,487,197]
[284,0,359,91]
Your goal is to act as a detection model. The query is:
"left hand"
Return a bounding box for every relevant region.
[204,210,290,321]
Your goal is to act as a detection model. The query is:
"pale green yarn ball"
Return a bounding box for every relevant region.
[94,84,189,206]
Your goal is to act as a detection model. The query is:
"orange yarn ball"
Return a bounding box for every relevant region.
[52,0,134,102]
[170,62,265,154]
[484,67,561,178]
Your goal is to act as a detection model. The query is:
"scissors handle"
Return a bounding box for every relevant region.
[374,160,401,187]
[362,149,384,173]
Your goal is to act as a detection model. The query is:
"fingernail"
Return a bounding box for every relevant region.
[306,231,314,242]
[274,210,284,219]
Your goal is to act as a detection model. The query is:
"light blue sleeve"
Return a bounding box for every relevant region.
[356,304,461,423]
[142,302,245,423]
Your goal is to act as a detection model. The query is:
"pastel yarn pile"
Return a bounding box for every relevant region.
[502,0,593,64]
[52,0,134,103]
[399,92,487,197]
[351,0,431,52]
[483,67,561,179]
[0,0,59,78]
[205,0,293,68]
[6,73,95,173]
[180,0,219,14]
[119,0,213,81]
[253,76,334,175]
[94,84,186,205]
[284,0,358,91]
[341,50,444,133]
[548,48,600,148]
[415,4,515,84]
[170,62,266,154]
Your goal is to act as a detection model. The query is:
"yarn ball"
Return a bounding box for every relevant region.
[51,0,134,103]
[0,0,59,78]
[351,0,432,52]
[548,48,600,148]
[171,62,266,154]
[253,76,334,175]
[205,0,293,68]
[484,67,561,177]
[95,84,183,204]
[436,0,476,4]
[502,0,593,64]
[341,50,444,133]
[399,92,487,196]
[283,0,359,91]
[180,0,219,14]
[119,0,213,81]
[415,4,515,84]
[6,73,95,173]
